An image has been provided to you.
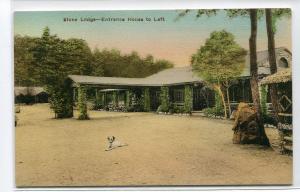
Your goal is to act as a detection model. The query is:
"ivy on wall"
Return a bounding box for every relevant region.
[203,90,224,117]
[260,84,268,115]
[112,91,118,107]
[125,90,132,108]
[48,79,73,118]
[184,85,193,114]
[143,88,151,112]
[160,86,169,112]
[215,90,224,114]
[77,85,89,120]
[101,92,106,106]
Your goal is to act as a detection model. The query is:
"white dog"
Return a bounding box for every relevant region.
[105,136,128,151]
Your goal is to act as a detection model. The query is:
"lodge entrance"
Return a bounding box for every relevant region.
[150,89,160,111]
[193,86,215,111]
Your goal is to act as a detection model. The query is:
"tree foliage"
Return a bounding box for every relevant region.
[15,27,174,87]
[31,27,80,118]
[271,8,291,33]
[191,30,247,118]
[192,30,246,83]
[14,35,39,86]
[15,27,174,118]
[95,49,173,78]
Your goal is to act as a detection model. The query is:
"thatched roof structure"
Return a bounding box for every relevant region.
[260,68,292,85]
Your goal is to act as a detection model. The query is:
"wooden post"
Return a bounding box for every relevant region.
[143,87,151,112]
[73,88,76,103]
[95,88,98,100]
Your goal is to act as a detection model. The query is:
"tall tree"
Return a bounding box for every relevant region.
[92,48,105,77]
[249,9,270,146]
[265,9,280,122]
[31,27,75,118]
[64,38,94,75]
[265,8,291,122]
[192,30,247,118]
[178,9,270,145]
[14,35,39,86]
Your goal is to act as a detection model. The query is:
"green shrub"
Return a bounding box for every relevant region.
[77,86,89,120]
[156,105,163,113]
[214,91,224,114]
[126,105,135,112]
[203,106,224,117]
[92,97,103,110]
[135,97,144,112]
[202,90,224,118]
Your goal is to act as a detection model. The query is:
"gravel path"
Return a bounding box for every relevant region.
[15,104,292,187]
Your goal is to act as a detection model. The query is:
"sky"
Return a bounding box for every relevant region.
[14,10,292,67]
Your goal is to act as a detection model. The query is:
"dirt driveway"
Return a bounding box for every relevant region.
[15,104,292,186]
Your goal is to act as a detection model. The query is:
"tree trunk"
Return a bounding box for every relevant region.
[216,85,227,118]
[249,9,270,146]
[226,86,232,117]
[266,8,280,122]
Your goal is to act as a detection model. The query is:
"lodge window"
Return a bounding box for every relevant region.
[173,89,184,103]
[229,86,239,103]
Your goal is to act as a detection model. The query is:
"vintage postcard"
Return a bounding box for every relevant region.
[14,9,292,187]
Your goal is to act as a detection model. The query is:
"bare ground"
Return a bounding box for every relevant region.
[15,104,292,187]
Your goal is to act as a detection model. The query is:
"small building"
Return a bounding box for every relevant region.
[15,87,48,104]
[68,47,292,113]
[260,68,292,154]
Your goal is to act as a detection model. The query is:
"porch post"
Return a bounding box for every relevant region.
[160,86,169,112]
[184,85,193,114]
[143,87,151,112]
[95,88,98,100]
[73,87,76,103]
[242,79,245,102]
[125,90,132,108]
[77,85,89,120]
[102,92,106,106]
[112,91,118,107]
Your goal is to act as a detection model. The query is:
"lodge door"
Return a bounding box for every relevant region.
[150,90,160,111]
[193,87,207,111]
